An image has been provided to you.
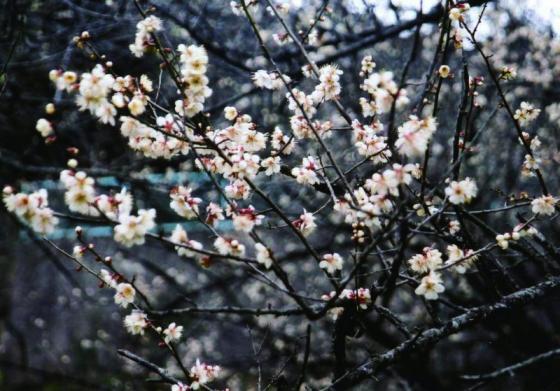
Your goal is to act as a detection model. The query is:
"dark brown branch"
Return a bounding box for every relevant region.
[329,276,560,388]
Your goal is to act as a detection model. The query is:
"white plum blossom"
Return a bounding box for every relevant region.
[189,359,221,390]
[449,3,469,22]
[445,245,479,274]
[60,170,98,216]
[171,383,190,391]
[170,225,203,258]
[124,310,149,335]
[114,209,156,247]
[230,205,264,233]
[95,188,133,220]
[214,237,246,257]
[36,118,53,138]
[319,253,344,274]
[261,156,281,176]
[361,70,409,112]
[514,101,540,126]
[114,283,136,308]
[170,186,202,219]
[3,187,58,235]
[205,203,225,227]
[291,156,320,185]
[445,178,478,205]
[128,93,147,116]
[395,116,437,158]
[100,269,118,288]
[255,243,273,269]
[415,271,445,300]
[311,64,343,102]
[252,70,291,90]
[531,195,556,216]
[175,44,212,117]
[129,15,163,57]
[49,69,77,92]
[270,126,295,154]
[338,288,371,309]
[293,210,316,236]
[224,106,238,120]
[360,55,376,74]
[163,322,183,343]
[408,248,443,274]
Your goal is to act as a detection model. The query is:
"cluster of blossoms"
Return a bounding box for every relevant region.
[114,209,156,247]
[292,210,316,236]
[335,163,419,230]
[322,288,372,310]
[445,178,478,205]
[395,116,437,158]
[496,224,538,250]
[522,153,541,177]
[189,360,222,390]
[290,115,332,139]
[229,205,264,233]
[60,170,97,215]
[170,186,202,219]
[49,25,211,159]
[60,165,154,247]
[252,70,291,90]
[111,283,187,369]
[408,247,443,274]
[175,44,212,118]
[170,224,203,259]
[445,245,479,274]
[514,101,541,126]
[200,113,271,194]
[408,244,479,299]
[351,119,390,162]
[205,202,225,226]
[120,115,192,159]
[519,132,543,177]
[311,64,343,103]
[76,64,118,124]
[14,6,560,390]
[214,236,246,257]
[172,360,221,390]
[449,3,470,22]
[50,61,194,159]
[49,64,117,127]
[95,188,133,220]
[291,156,320,185]
[360,64,409,115]
[261,63,342,141]
[129,15,162,57]
[3,186,59,235]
